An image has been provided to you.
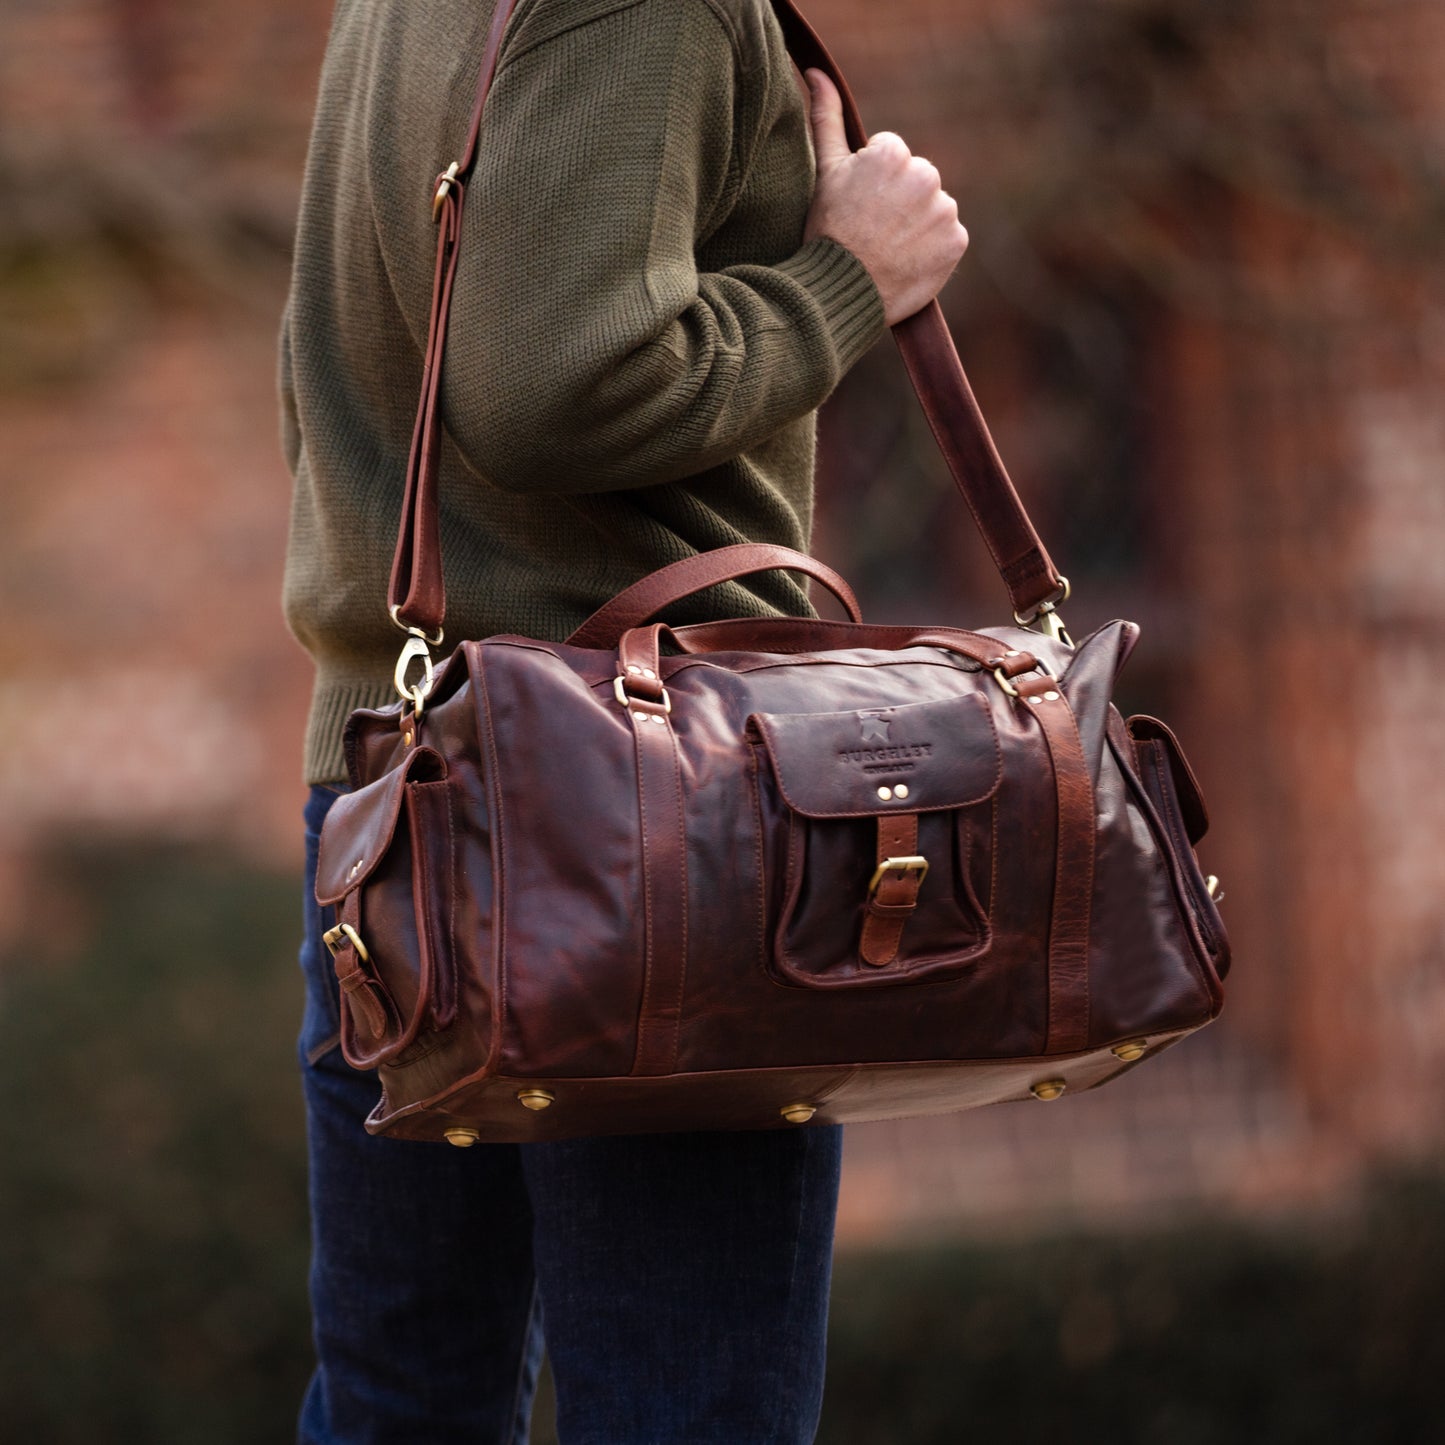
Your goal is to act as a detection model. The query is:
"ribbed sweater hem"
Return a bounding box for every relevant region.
[305,674,400,784]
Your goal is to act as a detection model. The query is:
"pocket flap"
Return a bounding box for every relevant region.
[750,693,1002,818]
[1127,715,1209,843]
[315,746,447,904]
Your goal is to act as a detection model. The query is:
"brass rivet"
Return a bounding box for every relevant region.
[641,668,656,680]
[1029,1079,1066,1101]
[631,710,645,721]
[877,786,893,801]
[626,664,642,675]
[517,1089,556,1111]
[651,714,666,726]
[780,1102,816,1124]
[1112,1040,1147,1062]
[894,784,910,800]
[1026,696,1041,705]
[444,1127,481,1147]
[1042,690,1061,702]
[403,729,414,746]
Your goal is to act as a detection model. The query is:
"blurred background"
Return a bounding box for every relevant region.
[2,0,1443,1439]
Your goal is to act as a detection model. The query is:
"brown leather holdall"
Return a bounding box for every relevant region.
[314,0,1230,1145]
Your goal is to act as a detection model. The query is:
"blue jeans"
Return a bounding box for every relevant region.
[298,784,842,1444]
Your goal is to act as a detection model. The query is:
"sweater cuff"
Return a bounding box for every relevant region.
[774,236,887,376]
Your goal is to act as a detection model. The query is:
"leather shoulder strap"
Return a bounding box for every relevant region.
[387,0,1067,638]
[770,0,1064,618]
[388,0,520,637]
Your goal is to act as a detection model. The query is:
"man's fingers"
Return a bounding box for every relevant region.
[805,69,852,170]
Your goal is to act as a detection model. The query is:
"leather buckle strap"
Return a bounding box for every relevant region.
[613,675,671,713]
[860,812,927,968]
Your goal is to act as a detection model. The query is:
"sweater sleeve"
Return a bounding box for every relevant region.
[441,0,885,497]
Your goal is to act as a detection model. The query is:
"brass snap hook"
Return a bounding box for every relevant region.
[394,635,436,719]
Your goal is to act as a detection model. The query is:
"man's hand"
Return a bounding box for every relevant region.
[802,69,969,327]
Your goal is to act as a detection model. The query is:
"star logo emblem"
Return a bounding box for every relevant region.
[859,713,891,743]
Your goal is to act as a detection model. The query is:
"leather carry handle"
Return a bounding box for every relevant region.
[666,616,1030,671]
[388,0,1067,638]
[565,543,861,650]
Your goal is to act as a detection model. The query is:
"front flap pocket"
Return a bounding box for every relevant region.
[750,692,1002,817]
[750,693,1001,988]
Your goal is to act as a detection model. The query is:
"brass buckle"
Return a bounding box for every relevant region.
[613,676,672,713]
[322,922,370,964]
[432,161,461,222]
[867,855,929,898]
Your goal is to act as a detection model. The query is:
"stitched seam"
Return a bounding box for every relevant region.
[749,742,769,984]
[666,723,688,1069]
[633,716,659,1072]
[477,652,510,1068]
[1066,706,1093,1043]
[443,781,458,1022]
[493,0,654,71]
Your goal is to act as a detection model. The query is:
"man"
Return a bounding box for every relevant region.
[280,1,966,1439]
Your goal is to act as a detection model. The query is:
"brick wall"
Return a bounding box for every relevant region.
[2,0,1442,1233]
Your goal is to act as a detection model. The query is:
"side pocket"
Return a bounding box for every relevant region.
[1126,716,1230,979]
[315,748,460,1067]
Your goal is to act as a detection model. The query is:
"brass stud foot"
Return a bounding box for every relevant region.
[517,1089,556,1111]
[1029,1080,1066,1101]
[780,1103,817,1124]
[1111,1040,1147,1062]
[444,1127,481,1147]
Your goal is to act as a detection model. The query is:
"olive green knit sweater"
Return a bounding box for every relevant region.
[281,0,886,783]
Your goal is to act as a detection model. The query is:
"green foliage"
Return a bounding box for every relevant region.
[0,840,312,1444]
[820,1173,1445,1445]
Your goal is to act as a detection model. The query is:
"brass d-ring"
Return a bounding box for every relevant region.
[387,604,444,647]
[432,161,461,222]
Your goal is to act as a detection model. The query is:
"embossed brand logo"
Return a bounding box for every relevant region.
[839,712,932,771]
[858,712,891,743]
[838,743,933,764]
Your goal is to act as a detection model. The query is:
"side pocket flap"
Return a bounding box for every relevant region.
[316,746,447,904]
[750,692,1002,818]
[1127,715,1209,844]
